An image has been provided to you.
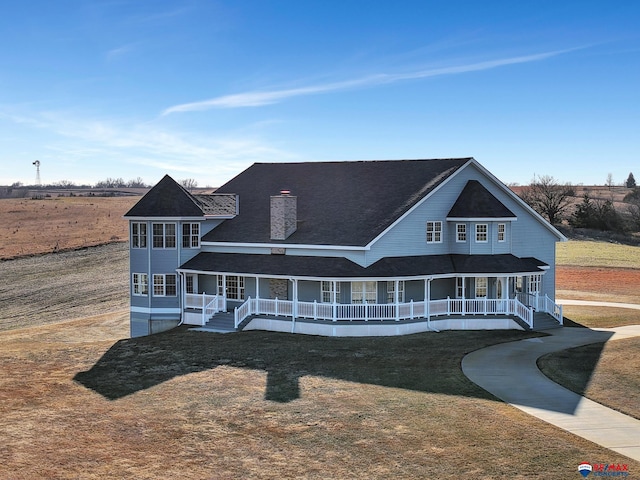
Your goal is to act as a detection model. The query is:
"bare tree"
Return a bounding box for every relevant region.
[181,178,198,191]
[518,175,574,226]
[606,173,614,190]
[127,177,147,188]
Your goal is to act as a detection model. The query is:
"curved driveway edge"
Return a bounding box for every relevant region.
[462,326,640,462]
[558,299,640,311]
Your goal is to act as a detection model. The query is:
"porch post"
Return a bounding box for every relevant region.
[222,274,227,311]
[424,278,431,320]
[256,276,260,299]
[332,280,337,322]
[292,278,298,320]
[395,279,400,321]
[179,272,185,322]
[462,276,466,315]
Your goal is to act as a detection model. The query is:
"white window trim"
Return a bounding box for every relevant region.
[387,281,405,303]
[456,223,467,243]
[352,281,377,304]
[426,221,443,244]
[475,224,488,243]
[182,223,201,249]
[321,281,340,303]
[131,222,147,249]
[219,275,245,300]
[498,223,506,242]
[528,274,542,294]
[475,277,488,298]
[185,274,197,294]
[153,274,177,297]
[132,273,148,296]
[152,223,177,249]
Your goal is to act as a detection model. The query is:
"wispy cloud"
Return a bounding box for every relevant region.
[106,44,135,62]
[162,48,577,115]
[1,108,295,184]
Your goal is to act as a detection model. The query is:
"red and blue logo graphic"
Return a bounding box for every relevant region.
[578,462,629,477]
[579,462,593,477]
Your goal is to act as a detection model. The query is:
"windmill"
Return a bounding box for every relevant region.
[33,160,41,186]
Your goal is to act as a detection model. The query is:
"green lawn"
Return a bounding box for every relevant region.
[557,239,640,268]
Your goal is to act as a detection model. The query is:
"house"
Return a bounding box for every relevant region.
[124,158,566,337]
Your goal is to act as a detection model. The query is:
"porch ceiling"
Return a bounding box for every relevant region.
[179,252,547,278]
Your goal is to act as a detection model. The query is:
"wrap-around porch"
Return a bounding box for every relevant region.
[181,274,562,331]
[178,252,562,333]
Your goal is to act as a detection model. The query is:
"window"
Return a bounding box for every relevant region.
[131,223,147,248]
[182,223,200,248]
[387,281,405,303]
[218,275,245,300]
[456,224,467,242]
[152,223,176,249]
[515,276,524,293]
[528,274,541,294]
[185,274,197,294]
[498,223,506,242]
[456,278,464,298]
[476,224,488,243]
[475,277,487,298]
[133,273,148,295]
[426,221,442,243]
[153,274,177,296]
[321,281,340,303]
[352,281,377,304]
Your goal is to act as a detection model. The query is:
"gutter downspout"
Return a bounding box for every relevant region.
[176,271,185,327]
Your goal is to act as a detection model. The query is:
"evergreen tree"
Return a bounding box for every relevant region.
[626,172,636,188]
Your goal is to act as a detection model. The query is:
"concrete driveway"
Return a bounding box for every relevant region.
[462,324,640,462]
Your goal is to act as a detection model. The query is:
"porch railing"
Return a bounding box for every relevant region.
[516,292,563,325]
[185,293,225,326]
[232,297,535,329]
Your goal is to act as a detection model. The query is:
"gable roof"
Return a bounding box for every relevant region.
[124,175,204,218]
[203,158,471,246]
[447,180,516,219]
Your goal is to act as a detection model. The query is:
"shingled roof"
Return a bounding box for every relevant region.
[180,252,547,278]
[203,158,471,246]
[447,180,516,219]
[124,175,238,218]
[124,175,203,218]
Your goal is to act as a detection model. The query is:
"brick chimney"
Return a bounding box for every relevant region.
[270,190,297,240]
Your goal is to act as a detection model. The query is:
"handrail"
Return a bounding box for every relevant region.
[230,296,537,328]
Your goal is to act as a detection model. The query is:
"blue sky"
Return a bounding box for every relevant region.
[1,1,639,188]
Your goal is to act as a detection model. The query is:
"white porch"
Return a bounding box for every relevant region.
[183,290,563,332]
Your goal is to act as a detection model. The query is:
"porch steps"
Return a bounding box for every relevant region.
[532,312,563,331]
[200,312,236,333]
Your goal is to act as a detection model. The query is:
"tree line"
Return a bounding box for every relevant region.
[517,172,640,234]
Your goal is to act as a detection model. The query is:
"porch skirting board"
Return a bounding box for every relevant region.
[242,316,524,337]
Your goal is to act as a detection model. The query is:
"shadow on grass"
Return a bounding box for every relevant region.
[538,341,607,397]
[75,328,546,403]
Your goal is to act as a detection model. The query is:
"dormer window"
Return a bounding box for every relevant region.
[498,223,506,242]
[476,224,488,243]
[456,224,467,242]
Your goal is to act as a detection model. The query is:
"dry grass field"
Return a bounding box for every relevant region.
[3,316,638,479]
[1,195,639,478]
[0,195,138,259]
